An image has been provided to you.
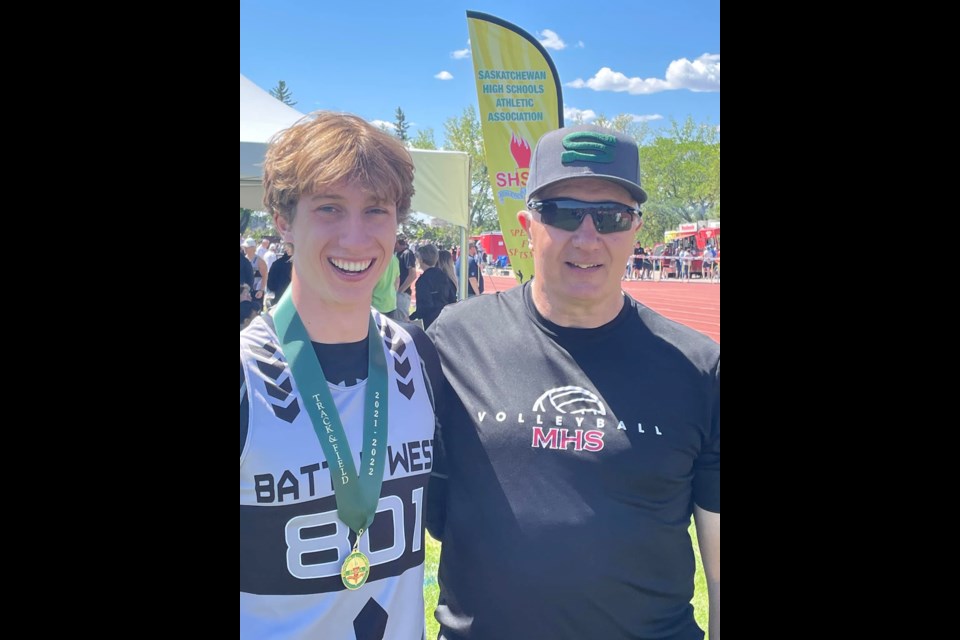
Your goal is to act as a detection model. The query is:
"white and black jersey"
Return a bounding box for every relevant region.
[426,283,720,640]
[240,311,440,640]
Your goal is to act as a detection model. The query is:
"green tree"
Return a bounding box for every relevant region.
[443,106,496,233]
[636,117,720,247]
[394,107,410,142]
[400,216,461,249]
[240,208,252,235]
[269,80,297,106]
[592,113,643,138]
[410,128,436,150]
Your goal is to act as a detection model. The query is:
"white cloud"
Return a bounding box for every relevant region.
[451,39,471,59]
[435,70,454,80]
[564,106,597,122]
[538,29,566,50]
[566,53,720,94]
[577,40,585,48]
[665,53,720,92]
[371,120,396,132]
[563,108,663,124]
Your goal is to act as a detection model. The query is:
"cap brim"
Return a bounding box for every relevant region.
[529,174,648,206]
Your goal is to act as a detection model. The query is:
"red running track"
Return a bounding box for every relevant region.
[480,276,720,343]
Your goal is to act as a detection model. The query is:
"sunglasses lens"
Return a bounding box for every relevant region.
[541,203,582,231]
[537,200,636,234]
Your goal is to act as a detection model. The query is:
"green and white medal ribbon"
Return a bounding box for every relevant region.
[273,288,389,590]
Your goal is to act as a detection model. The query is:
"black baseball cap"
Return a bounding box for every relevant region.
[526,125,648,205]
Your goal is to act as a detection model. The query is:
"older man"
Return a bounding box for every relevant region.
[427,125,720,640]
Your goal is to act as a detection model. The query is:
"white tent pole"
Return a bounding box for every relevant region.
[458,154,471,300]
[459,226,469,300]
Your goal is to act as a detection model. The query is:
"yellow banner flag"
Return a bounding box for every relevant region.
[467,11,563,284]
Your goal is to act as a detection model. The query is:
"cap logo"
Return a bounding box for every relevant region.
[560,131,617,164]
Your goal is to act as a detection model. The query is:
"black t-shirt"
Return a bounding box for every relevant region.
[426,283,719,639]
[397,248,417,294]
[240,249,254,289]
[266,254,292,299]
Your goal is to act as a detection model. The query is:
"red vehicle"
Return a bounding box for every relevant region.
[655,222,720,279]
[470,231,509,265]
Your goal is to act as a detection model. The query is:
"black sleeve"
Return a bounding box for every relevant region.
[266,258,284,293]
[240,360,249,459]
[401,250,417,272]
[443,277,458,305]
[425,373,450,541]
[406,321,444,411]
[407,322,448,540]
[413,274,432,313]
[693,357,720,513]
[240,251,254,289]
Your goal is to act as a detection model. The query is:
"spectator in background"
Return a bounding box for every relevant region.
[632,241,644,280]
[437,249,459,297]
[256,238,270,260]
[395,235,417,320]
[372,252,403,320]
[240,246,254,291]
[263,243,278,272]
[641,247,653,280]
[410,244,457,329]
[242,238,268,308]
[455,241,484,297]
[702,244,714,280]
[266,241,294,304]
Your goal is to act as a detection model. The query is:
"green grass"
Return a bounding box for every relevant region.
[424,533,441,640]
[424,522,708,638]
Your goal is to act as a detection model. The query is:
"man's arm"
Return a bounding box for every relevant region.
[468,258,480,295]
[398,265,417,294]
[255,257,269,290]
[397,251,417,293]
[694,505,720,640]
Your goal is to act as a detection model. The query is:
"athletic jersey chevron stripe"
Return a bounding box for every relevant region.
[240,311,434,640]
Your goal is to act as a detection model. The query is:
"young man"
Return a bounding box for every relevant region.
[240,112,441,639]
[427,125,720,640]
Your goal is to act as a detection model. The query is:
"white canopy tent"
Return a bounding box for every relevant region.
[240,74,470,227]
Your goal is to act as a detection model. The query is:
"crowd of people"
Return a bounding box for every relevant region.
[240,114,720,640]
[624,240,720,282]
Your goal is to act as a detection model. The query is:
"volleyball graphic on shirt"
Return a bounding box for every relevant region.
[532,386,606,416]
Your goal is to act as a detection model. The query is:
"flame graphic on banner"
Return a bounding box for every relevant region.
[510,133,531,169]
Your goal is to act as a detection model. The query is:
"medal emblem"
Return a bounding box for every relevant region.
[341,550,371,590]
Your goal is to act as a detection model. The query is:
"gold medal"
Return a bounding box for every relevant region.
[341,550,370,590]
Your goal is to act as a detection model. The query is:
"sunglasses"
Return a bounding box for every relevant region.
[527,199,641,234]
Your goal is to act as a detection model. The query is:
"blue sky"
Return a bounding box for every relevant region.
[240,0,719,140]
